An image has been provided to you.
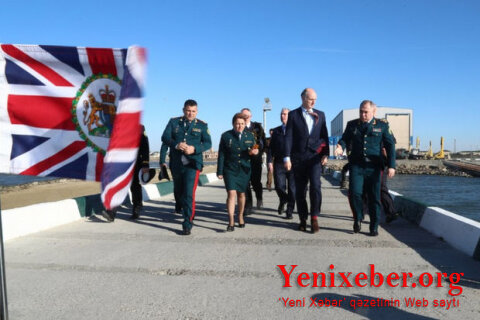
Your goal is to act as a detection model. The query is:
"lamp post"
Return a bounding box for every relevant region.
[263,97,272,134]
[262,98,272,168]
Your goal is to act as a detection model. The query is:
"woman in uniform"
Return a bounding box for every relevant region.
[217,113,258,231]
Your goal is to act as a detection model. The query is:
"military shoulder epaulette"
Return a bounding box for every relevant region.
[379,118,389,123]
[196,118,207,124]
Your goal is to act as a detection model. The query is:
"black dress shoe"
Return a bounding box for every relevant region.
[298,220,307,231]
[130,206,140,220]
[244,207,253,216]
[257,200,263,209]
[174,205,182,214]
[227,225,235,232]
[102,210,115,222]
[369,230,379,237]
[238,223,245,228]
[277,202,286,215]
[182,227,191,235]
[286,212,293,220]
[129,213,139,220]
[353,221,361,233]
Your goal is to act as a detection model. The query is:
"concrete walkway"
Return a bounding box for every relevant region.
[4,175,480,319]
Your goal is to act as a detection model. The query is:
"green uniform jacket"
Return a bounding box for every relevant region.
[161,116,212,171]
[159,143,169,165]
[217,129,255,176]
[338,118,396,169]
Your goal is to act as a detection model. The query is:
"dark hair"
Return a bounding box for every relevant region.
[184,99,197,108]
[240,107,251,113]
[232,112,248,125]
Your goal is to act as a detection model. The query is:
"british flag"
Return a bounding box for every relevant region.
[0,44,147,209]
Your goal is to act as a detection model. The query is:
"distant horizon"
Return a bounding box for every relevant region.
[1,0,479,152]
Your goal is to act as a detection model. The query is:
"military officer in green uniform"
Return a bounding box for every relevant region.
[335,100,396,236]
[161,99,212,235]
[217,112,258,231]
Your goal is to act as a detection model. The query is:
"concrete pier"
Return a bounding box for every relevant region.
[4,175,480,319]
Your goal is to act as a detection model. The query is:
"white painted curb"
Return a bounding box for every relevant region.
[3,174,218,242]
[142,184,161,201]
[420,207,480,257]
[204,172,218,183]
[2,199,81,241]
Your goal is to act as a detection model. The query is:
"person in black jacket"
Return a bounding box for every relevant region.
[130,124,150,219]
[241,108,266,214]
[267,108,295,219]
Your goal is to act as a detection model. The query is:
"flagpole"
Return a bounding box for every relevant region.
[0,197,8,320]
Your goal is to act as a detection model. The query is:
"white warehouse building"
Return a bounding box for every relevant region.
[330,106,413,152]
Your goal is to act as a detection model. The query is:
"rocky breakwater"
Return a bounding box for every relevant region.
[326,159,473,177]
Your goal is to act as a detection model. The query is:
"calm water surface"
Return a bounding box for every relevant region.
[387,175,480,222]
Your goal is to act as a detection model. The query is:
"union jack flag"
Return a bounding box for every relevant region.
[0,44,147,209]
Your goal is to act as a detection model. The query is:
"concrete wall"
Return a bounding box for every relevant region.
[1,173,219,242]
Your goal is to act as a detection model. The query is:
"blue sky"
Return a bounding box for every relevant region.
[1,0,479,152]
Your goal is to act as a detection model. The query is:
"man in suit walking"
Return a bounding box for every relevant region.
[267,108,295,219]
[161,99,212,235]
[284,88,329,233]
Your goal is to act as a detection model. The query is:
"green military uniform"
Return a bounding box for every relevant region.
[338,117,396,234]
[161,116,212,233]
[217,129,255,192]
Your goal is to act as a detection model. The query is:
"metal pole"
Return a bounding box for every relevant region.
[263,110,267,135]
[0,197,8,320]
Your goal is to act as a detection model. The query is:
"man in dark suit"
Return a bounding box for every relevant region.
[161,99,212,235]
[241,108,266,214]
[284,88,329,233]
[267,108,295,219]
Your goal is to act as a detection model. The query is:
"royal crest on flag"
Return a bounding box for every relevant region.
[0,44,147,209]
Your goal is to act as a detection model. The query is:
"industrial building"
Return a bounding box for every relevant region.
[330,106,413,154]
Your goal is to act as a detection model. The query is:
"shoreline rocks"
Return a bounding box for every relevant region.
[325,159,474,177]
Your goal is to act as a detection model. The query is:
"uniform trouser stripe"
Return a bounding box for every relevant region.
[190,170,200,221]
